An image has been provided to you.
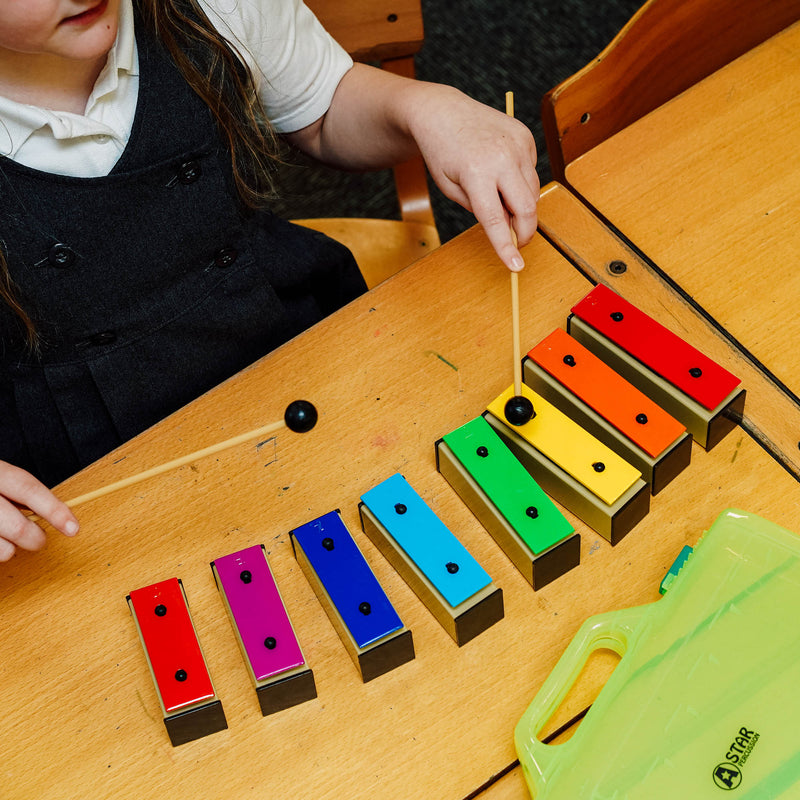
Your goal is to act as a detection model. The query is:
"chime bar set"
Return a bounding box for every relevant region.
[128,284,744,746]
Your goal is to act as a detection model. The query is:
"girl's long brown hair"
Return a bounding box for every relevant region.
[3,0,280,353]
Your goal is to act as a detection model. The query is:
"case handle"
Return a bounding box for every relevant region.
[514,605,650,796]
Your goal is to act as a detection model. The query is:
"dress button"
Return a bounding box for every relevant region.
[48,243,76,268]
[214,247,238,268]
[178,160,202,184]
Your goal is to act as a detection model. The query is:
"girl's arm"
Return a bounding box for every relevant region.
[284,63,539,273]
[0,462,79,561]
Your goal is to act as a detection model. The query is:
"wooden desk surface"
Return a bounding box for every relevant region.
[565,20,800,474]
[4,187,800,800]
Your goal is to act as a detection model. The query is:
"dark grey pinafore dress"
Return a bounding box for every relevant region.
[0,22,366,487]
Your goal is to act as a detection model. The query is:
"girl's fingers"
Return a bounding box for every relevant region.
[0,500,47,558]
[0,462,79,561]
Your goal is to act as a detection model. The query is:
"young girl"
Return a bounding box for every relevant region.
[0,0,539,560]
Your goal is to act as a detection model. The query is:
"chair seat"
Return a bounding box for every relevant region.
[294,217,441,289]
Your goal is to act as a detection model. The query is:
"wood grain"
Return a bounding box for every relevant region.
[542,0,800,180]
[537,182,800,478]
[304,0,424,62]
[565,22,800,445]
[4,199,799,800]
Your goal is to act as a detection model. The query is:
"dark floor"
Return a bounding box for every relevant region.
[270,0,644,245]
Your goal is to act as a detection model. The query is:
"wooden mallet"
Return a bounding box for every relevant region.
[30,400,318,516]
[502,91,535,427]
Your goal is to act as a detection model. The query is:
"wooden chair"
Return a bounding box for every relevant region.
[542,0,800,183]
[293,0,441,289]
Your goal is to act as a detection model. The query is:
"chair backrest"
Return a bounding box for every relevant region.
[542,0,800,181]
[292,0,439,287]
[304,0,424,63]
[303,0,435,229]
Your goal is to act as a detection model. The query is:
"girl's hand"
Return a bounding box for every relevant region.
[0,461,79,561]
[286,64,540,272]
[407,85,540,272]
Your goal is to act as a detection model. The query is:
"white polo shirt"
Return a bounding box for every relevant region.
[0,0,353,177]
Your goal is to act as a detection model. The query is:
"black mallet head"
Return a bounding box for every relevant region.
[504,395,535,426]
[284,400,318,433]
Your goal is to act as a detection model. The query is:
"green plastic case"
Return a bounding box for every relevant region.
[515,509,800,798]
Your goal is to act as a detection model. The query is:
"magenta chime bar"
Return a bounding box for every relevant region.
[212,544,316,715]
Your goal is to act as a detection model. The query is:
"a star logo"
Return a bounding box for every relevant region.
[713,762,743,790]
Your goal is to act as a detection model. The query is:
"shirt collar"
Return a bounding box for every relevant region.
[0,0,138,155]
[86,0,138,112]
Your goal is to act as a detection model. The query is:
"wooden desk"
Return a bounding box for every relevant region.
[564,20,800,477]
[4,191,799,800]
